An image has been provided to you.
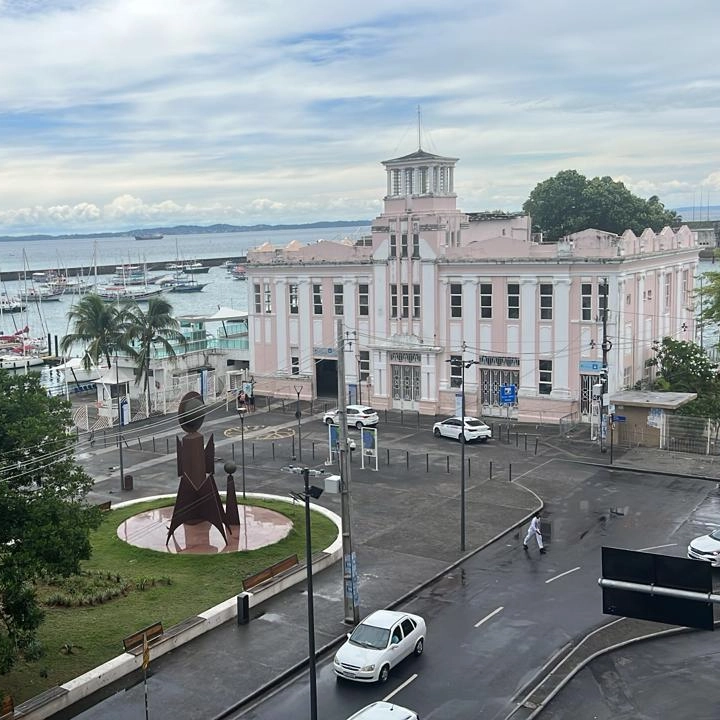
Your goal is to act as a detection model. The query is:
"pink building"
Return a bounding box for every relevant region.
[246,148,698,424]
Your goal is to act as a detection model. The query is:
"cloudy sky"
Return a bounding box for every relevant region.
[0,0,718,235]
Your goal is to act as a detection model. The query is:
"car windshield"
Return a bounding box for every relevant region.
[709,529,720,541]
[349,622,390,650]
[361,408,376,415]
[464,419,483,427]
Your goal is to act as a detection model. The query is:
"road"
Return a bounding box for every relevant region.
[231,465,716,720]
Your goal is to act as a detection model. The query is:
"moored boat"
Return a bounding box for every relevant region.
[134,233,164,241]
[97,285,165,302]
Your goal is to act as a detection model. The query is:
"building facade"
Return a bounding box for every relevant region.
[246,149,698,424]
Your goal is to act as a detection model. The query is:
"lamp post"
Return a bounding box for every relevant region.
[290,469,324,720]
[236,404,247,499]
[115,354,125,492]
[447,347,479,552]
[294,384,303,462]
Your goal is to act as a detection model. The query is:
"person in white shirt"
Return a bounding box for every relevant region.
[523,511,546,554]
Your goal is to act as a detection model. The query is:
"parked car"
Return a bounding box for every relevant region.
[432,416,492,443]
[346,701,419,720]
[324,404,379,429]
[687,528,720,565]
[334,609,426,683]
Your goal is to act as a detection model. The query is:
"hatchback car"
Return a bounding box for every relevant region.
[432,416,492,443]
[333,609,426,683]
[324,404,379,429]
[687,528,720,565]
[346,702,419,720]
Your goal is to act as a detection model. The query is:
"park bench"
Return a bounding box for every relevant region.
[122,621,164,653]
[242,554,299,592]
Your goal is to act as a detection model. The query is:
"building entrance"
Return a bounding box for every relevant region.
[315,359,338,399]
[391,363,420,409]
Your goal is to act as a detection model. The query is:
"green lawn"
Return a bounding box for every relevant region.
[2,497,338,705]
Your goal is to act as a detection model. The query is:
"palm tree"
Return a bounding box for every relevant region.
[61,294,126,370]
[120,297,186,415]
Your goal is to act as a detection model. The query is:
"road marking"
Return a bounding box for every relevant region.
[383,673,417,701]
[545,566,581,584]
[512,458,554,481]
[637,543,677,551]
[474,606,504,628]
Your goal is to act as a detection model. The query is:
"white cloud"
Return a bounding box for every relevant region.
[0,0,719,233]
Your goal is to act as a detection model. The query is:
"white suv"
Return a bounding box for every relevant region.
[324,404,379,429]
[432,416,492,443]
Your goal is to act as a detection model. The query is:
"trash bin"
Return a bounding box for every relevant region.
[122,474,133,491]
[237,592,250,625]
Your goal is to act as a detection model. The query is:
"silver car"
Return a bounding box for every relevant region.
[324,404,379,429]
[687,528,720,565]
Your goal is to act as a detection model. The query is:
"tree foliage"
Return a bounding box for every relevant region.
[0,371,101,673]
[120,297,186,413]
[523,170,680,241]
[650,337,720,420]
[60,294,126,370]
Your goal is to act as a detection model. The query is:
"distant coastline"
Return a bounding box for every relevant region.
[0,220,371,243]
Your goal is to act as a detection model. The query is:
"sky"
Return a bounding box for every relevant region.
[0,0,719,235]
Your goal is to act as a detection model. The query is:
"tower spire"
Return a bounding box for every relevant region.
[417,105,422,150]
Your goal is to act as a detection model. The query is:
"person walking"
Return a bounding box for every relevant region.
[523,511,546,554]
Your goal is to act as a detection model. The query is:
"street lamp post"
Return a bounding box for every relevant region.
[294,384,303,462]
[115,354,125,492]
[447,347,479,552]
[236,405,247,499]
[291,469,324,720]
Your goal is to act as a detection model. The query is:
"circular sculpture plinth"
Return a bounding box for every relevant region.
[117,505,293,554]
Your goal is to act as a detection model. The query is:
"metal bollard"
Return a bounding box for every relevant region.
[166,437,169,453]
[535,437,539,455]
[508,464,512,482]
[152,436,156,453]
[137,438,142,450]
[524,434,527,451]
[406,451,409,469]
[426,454,429,472]
[252,443,255,460]
[447,455,450,473]
[272,442,275,460]
[490,461,493,480]
[232,443,235,460]
[237,592,250,625]
[386,448,390,465]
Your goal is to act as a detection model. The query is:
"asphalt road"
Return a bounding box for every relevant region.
[228,466,716,720]
[63,407,720,720]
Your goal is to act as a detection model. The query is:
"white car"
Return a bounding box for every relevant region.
[687,528,720,565]
[334,609,426,683]
[346,702,419,720]
[432,416,492,443]
[324,404,379,429]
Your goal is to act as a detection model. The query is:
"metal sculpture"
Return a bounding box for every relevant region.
[166,392,228,545]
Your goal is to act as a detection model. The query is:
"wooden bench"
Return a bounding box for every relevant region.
[122,621,164,653]
[242,554,299,591]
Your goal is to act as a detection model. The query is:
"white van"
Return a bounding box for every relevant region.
[346,701,419,720]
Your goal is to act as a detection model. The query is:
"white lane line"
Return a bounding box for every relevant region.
[383,673,418,702]
[545,566,581,584]
[474,606,504,628]
[637,543,677,551]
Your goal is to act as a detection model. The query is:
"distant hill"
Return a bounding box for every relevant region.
[0,220,372,242]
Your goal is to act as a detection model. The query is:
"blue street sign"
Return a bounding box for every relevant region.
[499,384,517,405]
[614,415,626,423]
[579,360,602,373]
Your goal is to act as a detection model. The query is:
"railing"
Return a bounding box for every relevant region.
[150,336,249,359]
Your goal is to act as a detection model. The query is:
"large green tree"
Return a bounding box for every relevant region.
[523,170,680,241]
[650,337,720,421]
[120,297,186,414]
[60,294,126,369]
[0,371,101,673]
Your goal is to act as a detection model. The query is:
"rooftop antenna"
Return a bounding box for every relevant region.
[417,105,422,150]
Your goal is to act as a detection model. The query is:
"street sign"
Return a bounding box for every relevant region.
[614,415,626,423]
[499,384,517,405]
[579,360,602,373]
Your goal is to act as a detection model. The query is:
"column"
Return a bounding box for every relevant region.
[298,280,312,373]
[274,279,288,373]
[519,278,537,395]
[552,278,571,399]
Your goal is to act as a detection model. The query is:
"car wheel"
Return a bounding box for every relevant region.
[481,437,488,443]
[355,421,363,430]
[414,638,424,656]
[378,664,390,684]
[433,428,441,437]
[325,418,334,425]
